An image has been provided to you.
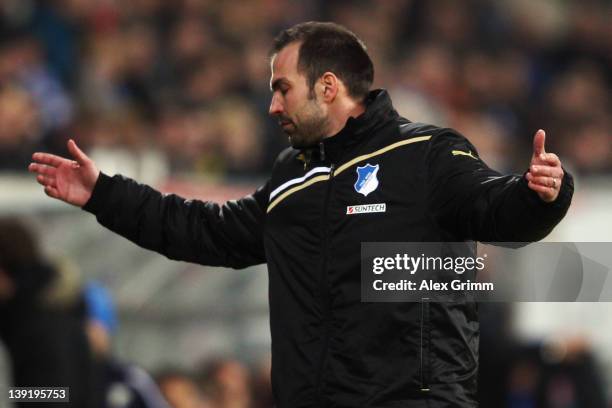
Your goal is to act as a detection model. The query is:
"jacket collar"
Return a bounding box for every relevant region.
[304,89,398,163]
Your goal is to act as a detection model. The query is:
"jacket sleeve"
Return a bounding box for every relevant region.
[82,173,268,268]
[425,129,574,242]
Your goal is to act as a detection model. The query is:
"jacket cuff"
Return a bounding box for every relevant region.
[82,172,114,214]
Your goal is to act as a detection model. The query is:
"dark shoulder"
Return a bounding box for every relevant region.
[396,119,473,147]
[396,119,446,137]
[394,120,481,160]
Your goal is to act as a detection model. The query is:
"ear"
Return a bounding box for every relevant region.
[319,72,339,102]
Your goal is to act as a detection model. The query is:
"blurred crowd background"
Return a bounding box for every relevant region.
[0,0,610,178]
[0,0,611,407]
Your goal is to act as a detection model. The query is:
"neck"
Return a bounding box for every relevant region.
[324,97,366,138]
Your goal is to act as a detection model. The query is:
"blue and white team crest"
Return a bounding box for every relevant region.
[354,163,380,196]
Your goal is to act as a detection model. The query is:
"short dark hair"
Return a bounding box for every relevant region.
[0,217,42,271]
[271,21,374,100]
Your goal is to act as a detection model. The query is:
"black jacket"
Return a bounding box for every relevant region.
[83,90,573,407]
[0,264,97,408]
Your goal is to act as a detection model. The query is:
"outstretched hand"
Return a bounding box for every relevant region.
[525,129,564,203]
[28,139,99,207]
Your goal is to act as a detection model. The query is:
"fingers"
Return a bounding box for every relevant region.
[67,139,89,166]
[532,129,546,157]
[539,152,560,166]
[529,164,564,178]
[36,174,57,188]
[527,181,556,202]
[527,180,554,193]
[36,172,60,199]
[31,152,68,168]
[526,162,563,202]
[28,163,57,177]
[44,186,61,199]
[528,129,563,203]
[525,173,560,188]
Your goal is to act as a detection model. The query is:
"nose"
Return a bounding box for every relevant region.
[269,93,283,117]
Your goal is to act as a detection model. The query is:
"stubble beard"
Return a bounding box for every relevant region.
[285,100,329,149]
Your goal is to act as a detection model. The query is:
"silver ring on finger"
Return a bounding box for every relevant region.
[552,178,557,189]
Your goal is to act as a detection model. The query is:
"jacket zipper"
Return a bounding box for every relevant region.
[420,297,431,392]
[315,141,335,406]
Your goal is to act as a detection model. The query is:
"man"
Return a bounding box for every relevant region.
[29,22,573,407]
[0,218,97,407]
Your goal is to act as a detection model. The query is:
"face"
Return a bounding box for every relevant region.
[269,42,329,148]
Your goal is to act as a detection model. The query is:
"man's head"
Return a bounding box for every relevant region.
[269,22,374,148]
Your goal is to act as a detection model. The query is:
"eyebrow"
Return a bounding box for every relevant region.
[270,78,290,92]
